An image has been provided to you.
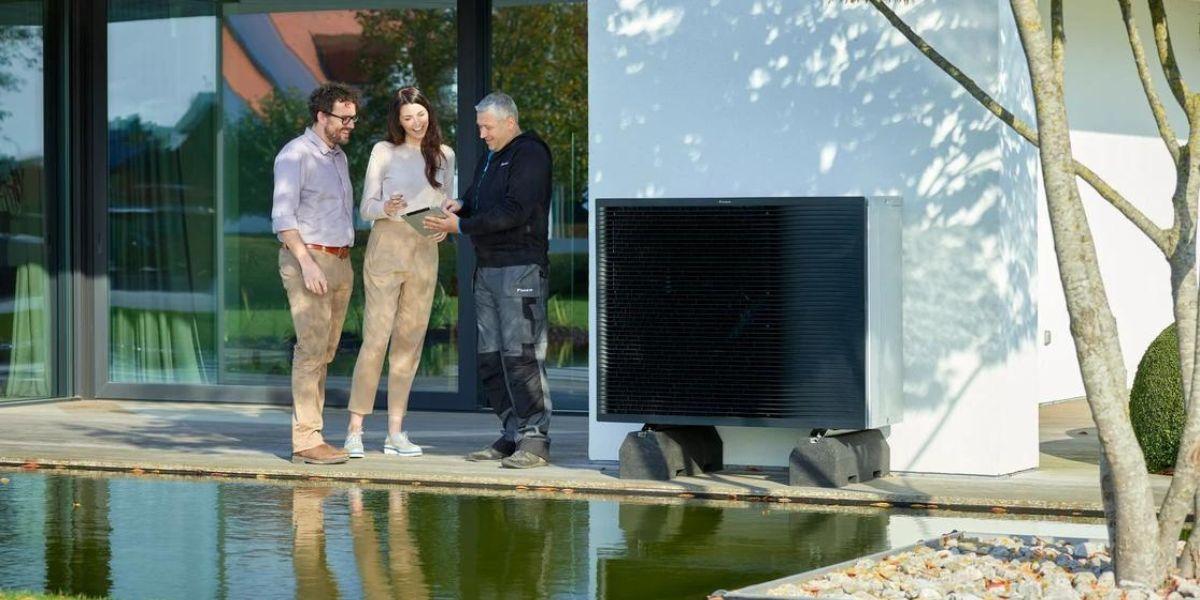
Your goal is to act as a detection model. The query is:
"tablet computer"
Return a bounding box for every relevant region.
[401,205,448,236]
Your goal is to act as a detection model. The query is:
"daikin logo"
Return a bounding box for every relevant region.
[516,288,534,293]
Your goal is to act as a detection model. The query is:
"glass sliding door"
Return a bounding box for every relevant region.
[492,0,587,411]
[218,2,460,394]
[106,0,219,384]
[104,0,463,402]
[0,0,53,400]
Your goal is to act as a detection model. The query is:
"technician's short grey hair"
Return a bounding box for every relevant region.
[475,92,519,122]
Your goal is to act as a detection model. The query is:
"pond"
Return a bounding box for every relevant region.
[0,470,1106,600]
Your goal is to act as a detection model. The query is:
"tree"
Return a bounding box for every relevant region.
[493,2,588,225]
[860,0,1200,587]
[357,8,458,147]
[0,24,39,124]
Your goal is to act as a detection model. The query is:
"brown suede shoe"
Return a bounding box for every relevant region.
[292,443,350,465]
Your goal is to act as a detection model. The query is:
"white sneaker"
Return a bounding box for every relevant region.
[383,432,422,457]
[343,430,365,459]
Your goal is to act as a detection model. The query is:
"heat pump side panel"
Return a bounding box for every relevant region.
[866,196,904,429]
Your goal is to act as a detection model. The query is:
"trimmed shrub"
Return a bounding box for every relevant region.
[1130,324,1186,473]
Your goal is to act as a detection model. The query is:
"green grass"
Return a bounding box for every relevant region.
[547,297,587,329]
[0,591,107,600]
[224,294,586,341]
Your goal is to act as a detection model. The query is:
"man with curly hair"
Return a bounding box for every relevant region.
[271,82,361,464]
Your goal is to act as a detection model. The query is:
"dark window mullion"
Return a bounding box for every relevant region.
[453,0,491,412]
[70,0,108,399]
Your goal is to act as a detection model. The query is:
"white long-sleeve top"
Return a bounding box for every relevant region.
[360,141,456,224]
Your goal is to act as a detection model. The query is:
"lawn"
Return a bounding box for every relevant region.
[225,297,587,339]
[0,592,106,600]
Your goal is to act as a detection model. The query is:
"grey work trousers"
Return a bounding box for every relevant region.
[474,264,552,458]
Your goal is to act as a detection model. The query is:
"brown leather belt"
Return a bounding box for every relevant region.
[284,243,350,259]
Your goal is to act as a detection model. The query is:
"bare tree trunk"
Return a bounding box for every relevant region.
[1159,184,1200,567]
[1100,454,1121,567]
[1157,219,1200,575]
[1175,112,1200,571]
[863,0,1195,584]
[1116,0,1200,575]
[1010,0,1163,585]
[1173,266,1197,400]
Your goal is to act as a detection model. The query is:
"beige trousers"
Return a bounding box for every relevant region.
[348,219,438,418]
[280,248,354,452]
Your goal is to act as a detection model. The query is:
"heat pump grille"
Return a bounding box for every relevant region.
[597,200,867,427]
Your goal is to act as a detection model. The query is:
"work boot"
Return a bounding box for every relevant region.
[466,438,516,461]
[466,446,510,462]
[292,443,350,465]
[500,450,549,469]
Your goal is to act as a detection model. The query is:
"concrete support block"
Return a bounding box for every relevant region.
[789,429,889,487]
[618,426,723,481]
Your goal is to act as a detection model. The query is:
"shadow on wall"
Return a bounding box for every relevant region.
[592,0,1039,466]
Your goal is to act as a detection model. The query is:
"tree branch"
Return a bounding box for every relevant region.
[1075,161,1172,254]
[1117,0,1182,165]
[863,0,1170,253]
[1147,0,1192,110]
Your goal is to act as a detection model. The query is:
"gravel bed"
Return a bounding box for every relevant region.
[762,535,1200,599]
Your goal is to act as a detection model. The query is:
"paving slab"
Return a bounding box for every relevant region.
[0,398,1170,516]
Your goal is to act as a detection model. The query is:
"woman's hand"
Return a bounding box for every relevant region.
[383,194,407,217]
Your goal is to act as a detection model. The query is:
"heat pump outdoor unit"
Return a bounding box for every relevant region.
[595,197,903,485]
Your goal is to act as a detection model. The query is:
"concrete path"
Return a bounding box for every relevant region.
[0,398,1169,516]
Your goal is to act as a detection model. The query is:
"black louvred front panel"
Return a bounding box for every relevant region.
[597,198,867,428]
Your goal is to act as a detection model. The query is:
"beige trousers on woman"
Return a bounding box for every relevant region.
[348,219,438,418]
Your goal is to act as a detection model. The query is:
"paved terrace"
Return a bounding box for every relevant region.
[0,398,1167,517]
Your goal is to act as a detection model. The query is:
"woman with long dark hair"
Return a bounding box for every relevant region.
[344,86,454,458]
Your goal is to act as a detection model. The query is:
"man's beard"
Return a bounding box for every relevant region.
[327,125,349,145]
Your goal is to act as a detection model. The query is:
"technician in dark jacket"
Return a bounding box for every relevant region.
[425,92,554,469]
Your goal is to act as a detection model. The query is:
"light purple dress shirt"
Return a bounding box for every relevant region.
[271,127,355,247]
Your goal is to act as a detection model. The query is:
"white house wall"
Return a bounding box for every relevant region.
[588,0,1041,475]
[1035,0,1199,403]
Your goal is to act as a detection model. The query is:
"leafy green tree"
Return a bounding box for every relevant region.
[226,89,311,224]
[494,3,587,233]
[357,8,458,146]
[0,24,39,123]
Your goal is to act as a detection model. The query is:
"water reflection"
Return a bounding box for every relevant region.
[347,488,428,600]
[601,503,889,597]
[43,476,112,598]
[0,470,1104,600]
[291,487,338,599]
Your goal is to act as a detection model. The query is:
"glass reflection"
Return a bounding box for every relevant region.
[107,0,219,383]
[492,0,588,410]
[219,5,460,392]
[105,2,461,392]
[0,0,52,399]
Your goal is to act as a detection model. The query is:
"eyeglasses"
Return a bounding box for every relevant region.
[321,110,359,125]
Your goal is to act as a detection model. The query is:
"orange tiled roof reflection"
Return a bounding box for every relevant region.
[221,24,274,114]
[270,11,363,84]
